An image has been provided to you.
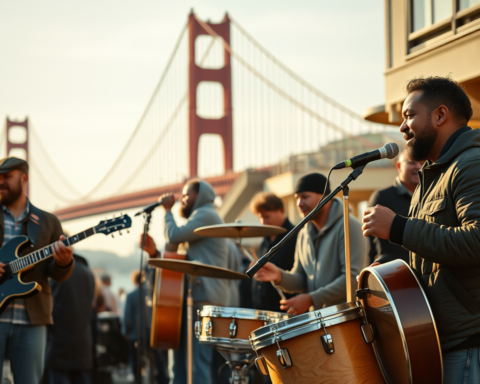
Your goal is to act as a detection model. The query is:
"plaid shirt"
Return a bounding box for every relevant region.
[0,201,31,324]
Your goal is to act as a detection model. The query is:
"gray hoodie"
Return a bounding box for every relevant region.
[163,180,230,305]
[277,197,368,309]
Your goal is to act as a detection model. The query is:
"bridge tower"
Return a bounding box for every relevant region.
[188,11,233,177]
[5,117,29,195]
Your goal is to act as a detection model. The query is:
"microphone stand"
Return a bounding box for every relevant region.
[246,165,366,279]
[137,210,154,384]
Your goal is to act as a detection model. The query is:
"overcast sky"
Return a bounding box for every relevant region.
[0,1,386,256]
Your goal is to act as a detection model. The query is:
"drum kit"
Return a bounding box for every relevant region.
[149,222,443,384]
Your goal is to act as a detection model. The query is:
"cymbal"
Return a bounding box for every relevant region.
[148,259,246,280]
[194,223,287,238]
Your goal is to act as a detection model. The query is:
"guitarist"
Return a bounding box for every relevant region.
[363,76,480,383]
[0,157,74,384]
[141,179,231,384]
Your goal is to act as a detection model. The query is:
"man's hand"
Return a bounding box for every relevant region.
[251,262,282,285]
[52,235,73,267]
[139,234,158,257]
[280,294,312,316]
[159,193,175,211]
[362,205,396,239]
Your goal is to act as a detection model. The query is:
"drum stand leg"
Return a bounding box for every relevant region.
[216,349,254,384]
[187,275,194,384]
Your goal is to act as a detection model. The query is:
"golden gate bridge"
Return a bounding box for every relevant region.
[2,11,399,222]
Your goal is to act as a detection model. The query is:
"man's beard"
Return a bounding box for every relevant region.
[406,121,438,162]
[0,179,23,206]
[180,204,193,218]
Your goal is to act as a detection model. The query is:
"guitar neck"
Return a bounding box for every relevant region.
[9,227,97,273]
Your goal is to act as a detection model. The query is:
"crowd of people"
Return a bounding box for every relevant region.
[0,75,478,383]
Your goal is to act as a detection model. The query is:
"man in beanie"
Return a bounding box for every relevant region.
[0,157,74,383]
[253,172,368,315]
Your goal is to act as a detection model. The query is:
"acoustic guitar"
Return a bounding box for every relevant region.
[0,215,132,314]
[150,249,186,350]
[357,259,443,384]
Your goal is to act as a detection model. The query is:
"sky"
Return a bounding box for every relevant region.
[0,1,386,257]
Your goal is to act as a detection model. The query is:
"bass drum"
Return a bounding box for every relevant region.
[357,259,443,383]
[250,302,384,384]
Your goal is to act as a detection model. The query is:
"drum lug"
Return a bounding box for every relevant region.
[321,333,335,354]
[361,322,375,344]
[194,321,201,338]
[255,356,269,376]
[275,339,292,368]
[229,318,237,338]
[206,320,213,337]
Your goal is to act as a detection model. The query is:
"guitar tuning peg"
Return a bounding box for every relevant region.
[119,231,123,236]
[111,234,114,238]
[127,230,130,234]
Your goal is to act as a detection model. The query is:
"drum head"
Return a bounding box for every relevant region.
[359,269,409,383]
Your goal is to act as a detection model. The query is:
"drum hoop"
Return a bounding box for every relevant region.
[198,336,251,348]
[199,306,287,321]
[249,303,362,351]
[359,265,413,384]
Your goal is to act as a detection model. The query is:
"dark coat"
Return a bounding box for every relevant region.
[124,284,147,342]
[0,202,74,324]
[45,255,95,370]
[251,218,297,312]
[367,178,412,264]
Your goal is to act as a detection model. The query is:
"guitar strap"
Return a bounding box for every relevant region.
[26,204,42,248]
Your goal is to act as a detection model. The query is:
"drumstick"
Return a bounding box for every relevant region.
[251,248,287,301]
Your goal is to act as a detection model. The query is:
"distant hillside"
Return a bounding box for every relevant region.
[75,249,140,275]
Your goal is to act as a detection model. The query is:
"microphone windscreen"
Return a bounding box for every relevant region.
[384,142,400,159]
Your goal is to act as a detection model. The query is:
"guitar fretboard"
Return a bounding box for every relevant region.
[9,228,96,273]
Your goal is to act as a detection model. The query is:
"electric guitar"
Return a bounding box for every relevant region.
[0,214,132,314]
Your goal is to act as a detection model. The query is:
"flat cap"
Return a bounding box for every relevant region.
[0,157,29,174]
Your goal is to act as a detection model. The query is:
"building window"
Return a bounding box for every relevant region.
[408,0,480,54]
[458,0,480,11]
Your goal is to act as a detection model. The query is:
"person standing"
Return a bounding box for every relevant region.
[367,150,422,264]
[249,192,297,312]
[253,173,368,315]
[100,274,119,315]
[363,76,480,383]
[140,179,231,384]
[45,254,95,384]
[0,157,74,383]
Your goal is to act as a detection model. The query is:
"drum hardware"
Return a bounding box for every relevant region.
[355,287,371,299]
[316,311,335,354]
[275,339,292,368]
[254,355,269,376]
[195,320,201,338]
[214,349,254,384]
[206,320,213,337]
[360,323,375,344]
[230,318,238,338]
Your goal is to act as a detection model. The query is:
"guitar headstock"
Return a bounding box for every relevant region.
[95,214,132,236]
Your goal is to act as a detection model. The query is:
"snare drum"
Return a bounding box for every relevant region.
[250,302,384,384]
[195,306,288,353]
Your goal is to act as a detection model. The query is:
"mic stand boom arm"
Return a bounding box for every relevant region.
[246,165,366,278]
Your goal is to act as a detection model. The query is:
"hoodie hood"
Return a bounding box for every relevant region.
[191,180,216,212]
[433,127,480,166]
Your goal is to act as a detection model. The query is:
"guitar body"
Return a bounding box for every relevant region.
[0,236,41,315]
[150,252,186,350]
[357,259,443,384]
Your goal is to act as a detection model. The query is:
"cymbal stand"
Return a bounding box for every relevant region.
[215,349,254,384]
[187,275,195,384]
[342,186,353,302]
[235,239,286,301]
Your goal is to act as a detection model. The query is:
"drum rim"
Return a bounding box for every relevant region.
[249,302,362,351]
[198,336,252,352]
[359,264,412,384]
[199,306,288,321]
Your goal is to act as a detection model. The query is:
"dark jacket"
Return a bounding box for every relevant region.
[124,284,147,342]
[368,177,411,264]
[0,202,74,325]
[251,218,297,312]
[46,255,95,371]
[395,128,480,350]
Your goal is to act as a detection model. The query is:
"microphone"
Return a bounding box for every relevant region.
[134,197,166,217]
[333,142,399,170]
